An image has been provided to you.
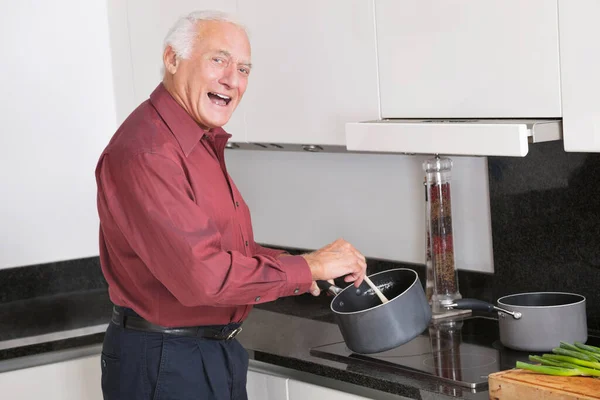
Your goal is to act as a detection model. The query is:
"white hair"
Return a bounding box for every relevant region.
[163,10,248,60]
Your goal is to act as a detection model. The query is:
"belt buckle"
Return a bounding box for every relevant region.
[226,327,242,340]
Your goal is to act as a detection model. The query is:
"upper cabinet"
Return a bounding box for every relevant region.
[375,0,562,119]
[118,0,246,142]
[558,0,600,153]
[109,1,600,154]
[237,0,380,147]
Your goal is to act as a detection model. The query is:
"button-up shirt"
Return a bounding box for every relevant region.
[95,83,312,327]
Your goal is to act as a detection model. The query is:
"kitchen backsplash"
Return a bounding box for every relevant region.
[0,257,106,304]
[1,140,599,332]
[483,140,600,331]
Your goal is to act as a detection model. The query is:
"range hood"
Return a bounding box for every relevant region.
[345,119,562,157]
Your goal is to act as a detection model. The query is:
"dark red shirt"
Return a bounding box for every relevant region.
[95,84,312,327]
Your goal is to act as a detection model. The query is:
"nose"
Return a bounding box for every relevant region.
[219,62,239,90]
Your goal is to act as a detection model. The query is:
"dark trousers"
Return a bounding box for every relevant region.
[100,315,249,400]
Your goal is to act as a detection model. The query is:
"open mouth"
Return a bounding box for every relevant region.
[207,92,232,106]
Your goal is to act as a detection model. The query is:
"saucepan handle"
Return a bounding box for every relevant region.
[442,298,522,320]
[316,280,343,296]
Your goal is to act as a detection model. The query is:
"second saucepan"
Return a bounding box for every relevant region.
[443,292,587,352]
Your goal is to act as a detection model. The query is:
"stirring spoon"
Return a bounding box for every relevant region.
[363,275,389,304]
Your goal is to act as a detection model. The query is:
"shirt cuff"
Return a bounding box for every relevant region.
[279,255,313,297]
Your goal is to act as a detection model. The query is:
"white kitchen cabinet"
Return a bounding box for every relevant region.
[247,369,289,400]
[288,379,371,400]
[117,0,246,142]
[558,0,600,153]
[237,0,380,147]
[0,355,102,400]
[375,0,561,119]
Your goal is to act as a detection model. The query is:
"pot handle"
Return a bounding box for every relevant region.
[442,298,522,320]
[316,280,343,296]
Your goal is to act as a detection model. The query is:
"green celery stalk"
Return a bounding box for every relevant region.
[561,342,600,361]
[543,354,600,370]
[516,361,583,376]
[561,342,582,352]
[529,355,600,376]
[553,347,597,361]
[530,355,566,367]
[575,342,600,356]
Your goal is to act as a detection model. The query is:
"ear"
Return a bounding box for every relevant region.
[163,46,179,74]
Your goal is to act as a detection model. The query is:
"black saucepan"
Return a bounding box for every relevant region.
[317,268,432,354]
[444,292,587,352]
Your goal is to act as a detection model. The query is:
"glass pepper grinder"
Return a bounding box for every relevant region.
[423,155,462,314]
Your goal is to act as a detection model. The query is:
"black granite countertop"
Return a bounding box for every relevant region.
[0,289,489,399]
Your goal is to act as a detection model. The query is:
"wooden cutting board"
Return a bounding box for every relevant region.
[488,369,600,400]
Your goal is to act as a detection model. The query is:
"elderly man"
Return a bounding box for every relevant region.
[95,10,366,400]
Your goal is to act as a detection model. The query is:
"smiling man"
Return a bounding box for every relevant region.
[95,10,366,400]
[162,17,251,129]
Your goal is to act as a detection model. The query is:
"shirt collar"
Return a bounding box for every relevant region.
[149,83,231,156]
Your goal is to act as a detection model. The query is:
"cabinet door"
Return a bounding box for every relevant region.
[238,0,380,146]
[376,0,561,118]
[124,0,246,142]
[247,370,288,400]
[558,0,600,152]
[288,379,370,400]
[0,355,102,400]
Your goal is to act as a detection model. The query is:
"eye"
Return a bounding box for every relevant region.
[239,67,250,76]
[212,57,226,64]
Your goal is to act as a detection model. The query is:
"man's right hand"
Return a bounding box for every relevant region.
[302,238,367,290]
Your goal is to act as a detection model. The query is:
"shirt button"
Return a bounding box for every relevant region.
[255,296,261,302]
[235,201,239,207]
[245,241,249,247]
[294,288,300,294]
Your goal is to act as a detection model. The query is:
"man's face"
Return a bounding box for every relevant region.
[166,20,251,130]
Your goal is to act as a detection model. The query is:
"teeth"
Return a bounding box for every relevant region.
[212,92,231,100]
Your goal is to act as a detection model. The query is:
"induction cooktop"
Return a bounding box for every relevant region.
[310,316,600,393]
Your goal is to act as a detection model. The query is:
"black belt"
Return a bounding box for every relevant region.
[111,306,243,340]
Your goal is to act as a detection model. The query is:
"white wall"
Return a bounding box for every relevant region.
[0,1,494,275]
[226,150,494,273]
[0,1,117,269]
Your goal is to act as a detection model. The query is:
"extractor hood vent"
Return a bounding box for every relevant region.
[345,119,562,157]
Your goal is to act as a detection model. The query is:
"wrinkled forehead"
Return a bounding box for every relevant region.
[194,20,251,63]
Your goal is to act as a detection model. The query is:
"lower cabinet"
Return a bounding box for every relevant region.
[0,355,102,400]
[247,369,289,400]
[0,354,382,400]
[247,369,372,400]
[288,379,372,400]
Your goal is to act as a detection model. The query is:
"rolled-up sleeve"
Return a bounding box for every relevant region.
[97,152,313,307]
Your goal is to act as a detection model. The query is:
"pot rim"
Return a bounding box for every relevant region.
[330,268,419,315]
[497,291,586,309]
